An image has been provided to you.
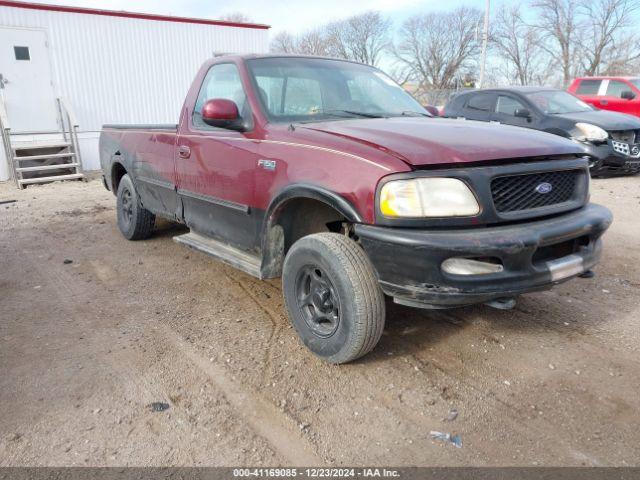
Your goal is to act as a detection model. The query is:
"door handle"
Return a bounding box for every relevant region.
[178,145,191,159]
[600,100,608,106]
[0,73,8,89]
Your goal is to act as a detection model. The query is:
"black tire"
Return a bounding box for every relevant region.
[116,174,155,240]
[589,158,606,178]
[282,233,385,364]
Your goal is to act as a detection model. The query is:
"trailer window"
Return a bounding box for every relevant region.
[14,46,30,61]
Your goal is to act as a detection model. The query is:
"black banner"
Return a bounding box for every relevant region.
[1,468,640,480]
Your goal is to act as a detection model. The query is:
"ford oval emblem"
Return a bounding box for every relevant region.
[535,182,553,194]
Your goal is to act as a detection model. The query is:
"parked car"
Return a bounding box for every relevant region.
[100,55,612,364]
[568,77,640,117]
[443,87,640,175]
[422,104,440,116]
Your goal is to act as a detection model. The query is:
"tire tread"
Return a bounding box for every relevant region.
[283,232,385,363]
[116,174,155,240]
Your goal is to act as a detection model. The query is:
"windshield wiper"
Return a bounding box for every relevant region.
[323,109,385,119]
[400,110,431,117]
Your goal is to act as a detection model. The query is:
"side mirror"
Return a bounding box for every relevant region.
[514,108,532,119]
[423,105,440,116]
[621,90,636,100]
[201,98,245,130]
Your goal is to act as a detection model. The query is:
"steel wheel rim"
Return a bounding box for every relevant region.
[121,187,133,225]
[295,265,340,338]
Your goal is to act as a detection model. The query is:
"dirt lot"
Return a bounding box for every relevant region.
[0,175,639,467]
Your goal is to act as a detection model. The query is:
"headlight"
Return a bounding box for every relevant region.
[380,177,480,218]
[574,123,608,142]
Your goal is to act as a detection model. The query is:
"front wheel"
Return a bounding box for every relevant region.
[282,233,385,364]
[116,174,155,240]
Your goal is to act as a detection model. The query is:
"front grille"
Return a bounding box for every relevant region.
[491,170,581,213]
[609,130,637,143]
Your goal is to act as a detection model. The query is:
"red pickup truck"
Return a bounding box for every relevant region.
[100,55,612,363]
[568,77,640,117]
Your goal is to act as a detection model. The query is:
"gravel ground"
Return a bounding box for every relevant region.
[0,175,639,466]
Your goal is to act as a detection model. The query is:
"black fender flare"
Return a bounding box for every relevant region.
[109,154,128,193]
[259,184,363,278]
[265,183,363,224]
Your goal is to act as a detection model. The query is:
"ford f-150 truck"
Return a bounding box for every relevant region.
[100,55,613,364]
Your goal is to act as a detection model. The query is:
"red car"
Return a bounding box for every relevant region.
[100,55,612,363]
[568,77,640,117]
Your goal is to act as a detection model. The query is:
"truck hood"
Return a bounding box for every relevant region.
[553,109,640,131]
[300,117,586,167]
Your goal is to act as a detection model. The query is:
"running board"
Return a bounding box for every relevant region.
[173,232,262,279]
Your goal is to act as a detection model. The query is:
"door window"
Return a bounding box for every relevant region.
[575,79,601,95]
[465,93,494,112]
[193,63,249,128]
[255,75,323,116]
[606,80,631,98]
[495,95,527,116]
[13,46,30,61]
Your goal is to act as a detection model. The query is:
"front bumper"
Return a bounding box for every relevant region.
[583,142,640,174]
[355,204,613,309]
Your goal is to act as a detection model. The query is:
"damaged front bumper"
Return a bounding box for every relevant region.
[354,204,613,309]
[584,142,640,174]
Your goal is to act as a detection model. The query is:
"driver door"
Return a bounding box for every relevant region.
[175,62,261,253]
[598,79,639,115]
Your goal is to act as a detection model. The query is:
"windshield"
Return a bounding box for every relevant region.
[629,79,640,90]
[246,57,428,122]
[525,90,593,114]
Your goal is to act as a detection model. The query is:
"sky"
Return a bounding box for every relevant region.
[34,0,489,34]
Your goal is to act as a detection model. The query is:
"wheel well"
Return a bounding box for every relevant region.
[261,198,349,278]
[111,160,126,194]
[280,198,347,252]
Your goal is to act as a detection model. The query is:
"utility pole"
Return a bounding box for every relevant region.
[478,0,490,88]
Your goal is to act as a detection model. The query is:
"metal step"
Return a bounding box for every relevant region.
[16,163,80,173]
[14,152,75,162]
[12,141,72,151]
[18,173,84,185]
[173,232,261,279]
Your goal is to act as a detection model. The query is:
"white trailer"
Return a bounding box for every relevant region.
[0,0,270,186]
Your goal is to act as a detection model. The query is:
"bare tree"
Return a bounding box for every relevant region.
[531,0,582,86]
[393,7,482,91]
[269,11,390,65]
[220,12,253,23]
[296,29,333,56]
[325,11,391,66]
[601,36,640,74]
[492,4,553,85]
[270,31,297,53]
[269,29,333,56]
[578,0,640,76]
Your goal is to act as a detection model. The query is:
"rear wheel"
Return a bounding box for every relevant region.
[116,174,155,240]
[282,233,385,364]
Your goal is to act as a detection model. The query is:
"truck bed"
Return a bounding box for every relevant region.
[102,124,177,131]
